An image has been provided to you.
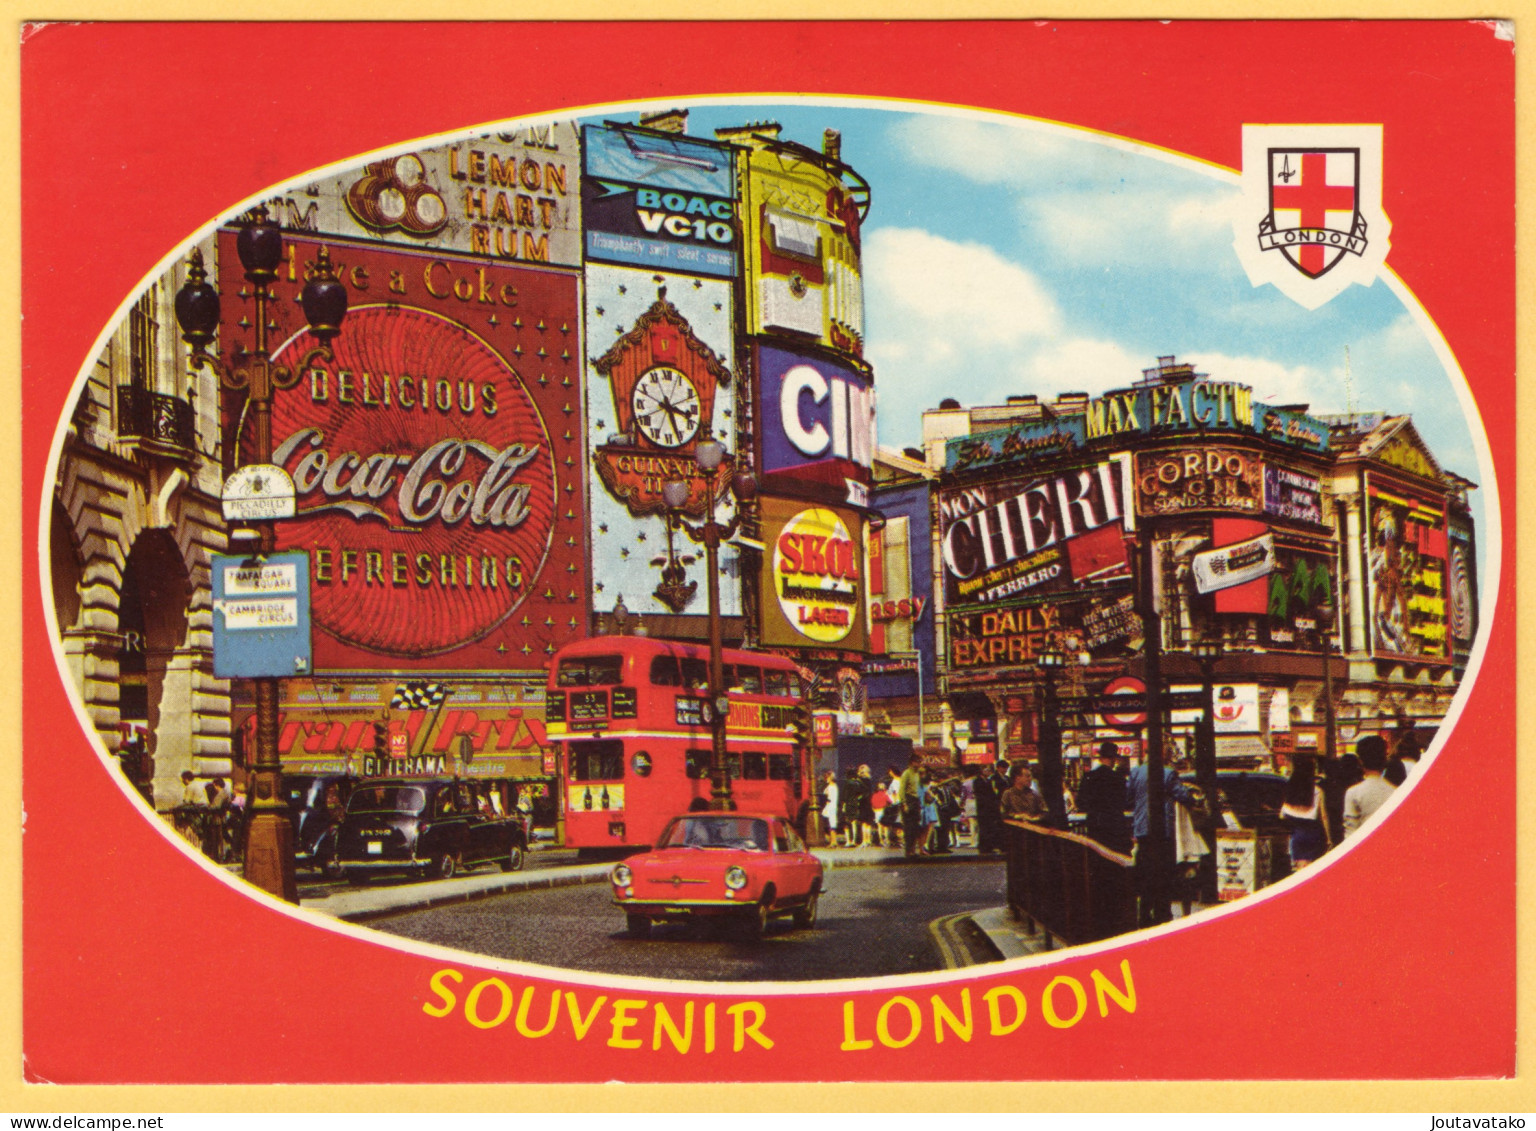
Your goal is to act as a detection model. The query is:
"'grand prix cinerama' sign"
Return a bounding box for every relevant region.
[220,234,585,670]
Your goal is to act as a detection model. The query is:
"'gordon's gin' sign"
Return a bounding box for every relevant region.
[219,233,585,670]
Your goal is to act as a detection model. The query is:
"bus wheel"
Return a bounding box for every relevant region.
[501,840,526,873]
[430,853,456,880]
[626,913,651,939]
[792,891,819,930]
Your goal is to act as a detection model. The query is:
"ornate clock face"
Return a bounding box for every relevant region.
[631,366,702,448]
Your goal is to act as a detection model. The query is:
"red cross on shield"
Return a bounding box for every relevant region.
[1261,149,1367,278]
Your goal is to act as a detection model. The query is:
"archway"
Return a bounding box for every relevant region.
[118,530,191,769]
[48,501,83,632]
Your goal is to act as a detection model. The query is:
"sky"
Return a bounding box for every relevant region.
[605,102,1486,533]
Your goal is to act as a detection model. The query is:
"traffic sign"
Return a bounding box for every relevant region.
[222,464,296,522]
[212,552,312,678]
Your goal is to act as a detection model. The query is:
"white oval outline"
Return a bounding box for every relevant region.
[36,93,1502,999]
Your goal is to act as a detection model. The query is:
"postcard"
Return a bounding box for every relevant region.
[20,20,1514,1085]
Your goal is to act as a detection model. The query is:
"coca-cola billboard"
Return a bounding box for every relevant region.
[219,234,585,669]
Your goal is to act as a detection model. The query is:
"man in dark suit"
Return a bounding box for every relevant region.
[1078,740,1132,854]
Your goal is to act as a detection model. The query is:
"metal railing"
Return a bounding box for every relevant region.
[117,385,195,450]
[171,806,242,864]
[1002,817,1137,948]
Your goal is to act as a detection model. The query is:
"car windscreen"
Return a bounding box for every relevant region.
[659,816,771,850]
[346,785,427,815]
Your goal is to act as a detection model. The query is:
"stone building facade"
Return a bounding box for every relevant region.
[51,241,232,808]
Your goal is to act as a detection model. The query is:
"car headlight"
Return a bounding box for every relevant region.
[724,865,748,890]
[612,864,633,887]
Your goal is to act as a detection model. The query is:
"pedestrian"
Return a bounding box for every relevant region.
[1125,756,1197,845]
[202,777,231,861]
[972,761,1005,854]
[929,773,958,854]
[1343,735,1397,837]
[958,768,978,847]
[843,767,870,846]
[1319,752,1361,846]
[999,763,1048,823]
[1078,740,1132,853]
[180,770,205,808]
[856,764,878,847]
[1125,755,1198,925]
[899,753,924,857]
[916,769,938,853]
[869,776,890,846]
[1384,731,1421,787]
[819,771,840,845]
[881,767,903,848]
[1279,753,1330,868]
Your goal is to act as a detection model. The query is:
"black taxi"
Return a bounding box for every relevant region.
[334,778,528,880]
[284,774,357,878]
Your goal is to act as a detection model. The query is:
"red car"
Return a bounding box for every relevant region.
[610,813,825,939]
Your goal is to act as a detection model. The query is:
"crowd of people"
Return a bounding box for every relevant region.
[175,770,245,861]
[818,758,1008,857]
[813,730,1416,873]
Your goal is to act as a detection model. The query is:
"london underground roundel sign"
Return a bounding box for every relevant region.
[1101,674,1148,727]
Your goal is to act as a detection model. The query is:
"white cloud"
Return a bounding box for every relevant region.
[886,115,1091,188]
[1026,186,1237,268]
[1011,337,1144,395]
[1184,352,1334,410]
[864,227,1058,344]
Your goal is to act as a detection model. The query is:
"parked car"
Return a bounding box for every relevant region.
[285,774,357,878]
[610,813,824,939]
[335,778,528,880]
[1182,770,1288,836]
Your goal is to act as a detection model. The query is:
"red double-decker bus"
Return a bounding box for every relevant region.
[545,636,813,849]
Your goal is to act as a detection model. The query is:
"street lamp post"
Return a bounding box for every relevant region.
[1191,639,1222,903]
[1137,528,1171,926]
[1037,649,1068,829]
[174,209,349,901]
[663,440,756,812]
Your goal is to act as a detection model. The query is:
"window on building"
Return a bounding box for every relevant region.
[128,289,158,391]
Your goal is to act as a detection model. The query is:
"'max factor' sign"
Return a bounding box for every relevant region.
[1083,378,1330,452]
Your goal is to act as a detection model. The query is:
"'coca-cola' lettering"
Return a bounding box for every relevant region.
[273,427,539,529]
